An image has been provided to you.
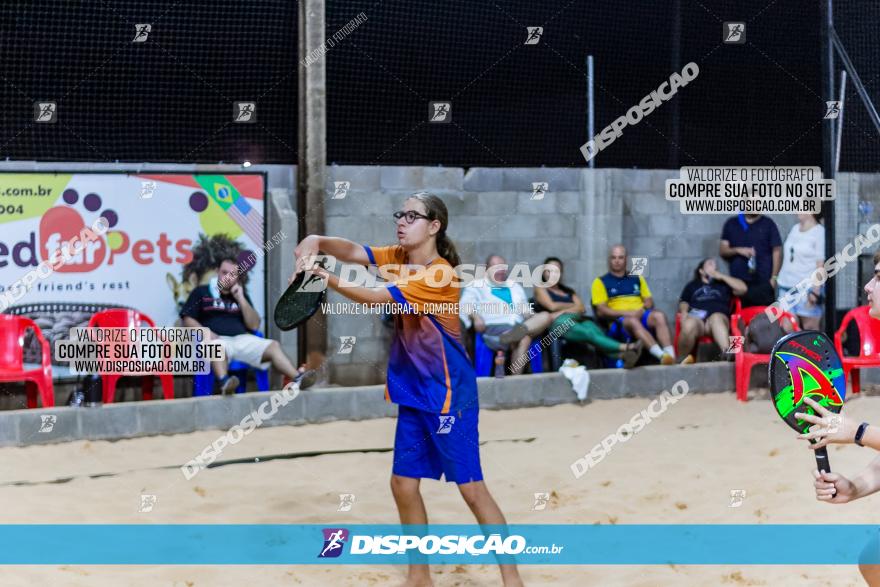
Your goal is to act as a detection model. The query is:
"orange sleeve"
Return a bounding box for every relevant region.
[363,244,404,267]
[363,244,406,282]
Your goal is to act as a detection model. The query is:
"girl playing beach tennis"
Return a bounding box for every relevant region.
[291,192,523,587]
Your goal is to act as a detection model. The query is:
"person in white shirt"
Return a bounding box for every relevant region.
[776,213,825,330]
[459,255,553,374]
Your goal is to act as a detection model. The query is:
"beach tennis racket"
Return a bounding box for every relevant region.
[273,263,327,331]
[769,330,845,480]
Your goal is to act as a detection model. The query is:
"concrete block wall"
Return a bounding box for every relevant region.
[0,161,863,392]
[321,166,859,386]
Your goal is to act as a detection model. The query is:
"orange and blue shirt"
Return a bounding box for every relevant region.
[363,244,477,414]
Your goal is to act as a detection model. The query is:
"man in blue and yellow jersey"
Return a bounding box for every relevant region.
[591,244,684,365]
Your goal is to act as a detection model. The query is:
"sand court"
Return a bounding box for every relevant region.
[2,391,879,585]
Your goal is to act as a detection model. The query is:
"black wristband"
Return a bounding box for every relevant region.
[855,422,870,447]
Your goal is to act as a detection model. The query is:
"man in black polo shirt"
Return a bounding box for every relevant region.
[720,213,782,307]
[181,257,308,394]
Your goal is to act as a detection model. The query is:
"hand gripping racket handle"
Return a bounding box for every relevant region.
[814,446,837,498]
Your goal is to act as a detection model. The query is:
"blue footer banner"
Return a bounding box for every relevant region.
[1,525,878,565]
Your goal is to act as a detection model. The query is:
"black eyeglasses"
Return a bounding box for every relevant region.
[393,210,431,224]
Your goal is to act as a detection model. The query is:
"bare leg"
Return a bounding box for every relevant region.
[677,315,702,357]
[623,316,659,349]
[211,358,228,379]
[211,339,229,378]
[458,481,524,586]
[706,312,730,354]
[391,475,434,587]
[647,310,673,348]
[260,340,300,379]
[522,312,553,335]
[509,335,533,375]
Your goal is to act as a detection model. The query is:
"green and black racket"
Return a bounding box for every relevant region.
[273,262,327,331]
[769,330,846,478]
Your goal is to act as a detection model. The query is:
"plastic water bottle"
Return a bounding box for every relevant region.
[494,350,505,378]
[747,255,756,274]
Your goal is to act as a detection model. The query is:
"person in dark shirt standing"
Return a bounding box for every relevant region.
[677,258,747,362]
[719,213,782,307]
[180,257,306,394]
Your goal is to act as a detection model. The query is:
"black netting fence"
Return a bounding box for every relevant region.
[0,0,877,168]
[327,0,675,168]
[833,1,880,172]
[0,0,297,163]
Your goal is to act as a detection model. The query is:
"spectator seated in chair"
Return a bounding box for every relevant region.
[677,257,746,362]
[180,257,308,394]
[591,244,682,365]
[534,256,641,368]
[459,254,555,375]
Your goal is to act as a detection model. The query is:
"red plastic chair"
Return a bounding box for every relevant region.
[88,309,174,403]
[674,298,742,354]
[834,306,880,396]
[730,305,799,402]
[0,314,54,408]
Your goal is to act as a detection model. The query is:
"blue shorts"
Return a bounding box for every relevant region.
[392,404,483,484]
[607,309,653,341]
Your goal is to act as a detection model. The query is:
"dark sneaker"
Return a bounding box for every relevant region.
[621,341,643,369]
[498,322,529,345]
[220,375,240,396]
[293,368,318,391]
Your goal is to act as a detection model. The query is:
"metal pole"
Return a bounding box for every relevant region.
[821,0,836,334]
[586,55,595,169]
[831,29,880,135]
[834,69,847,175]
[297,0,327,370]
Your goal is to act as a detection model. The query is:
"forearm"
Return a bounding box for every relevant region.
[536,296,569,311]
[238,300,261,331]
[856,424,880,453]
[326,272,393,305]
[553,301,580,313]
[850,454,880,501]
[772,249,782,278]
[717,273,748,296]
[315,236,369,264]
